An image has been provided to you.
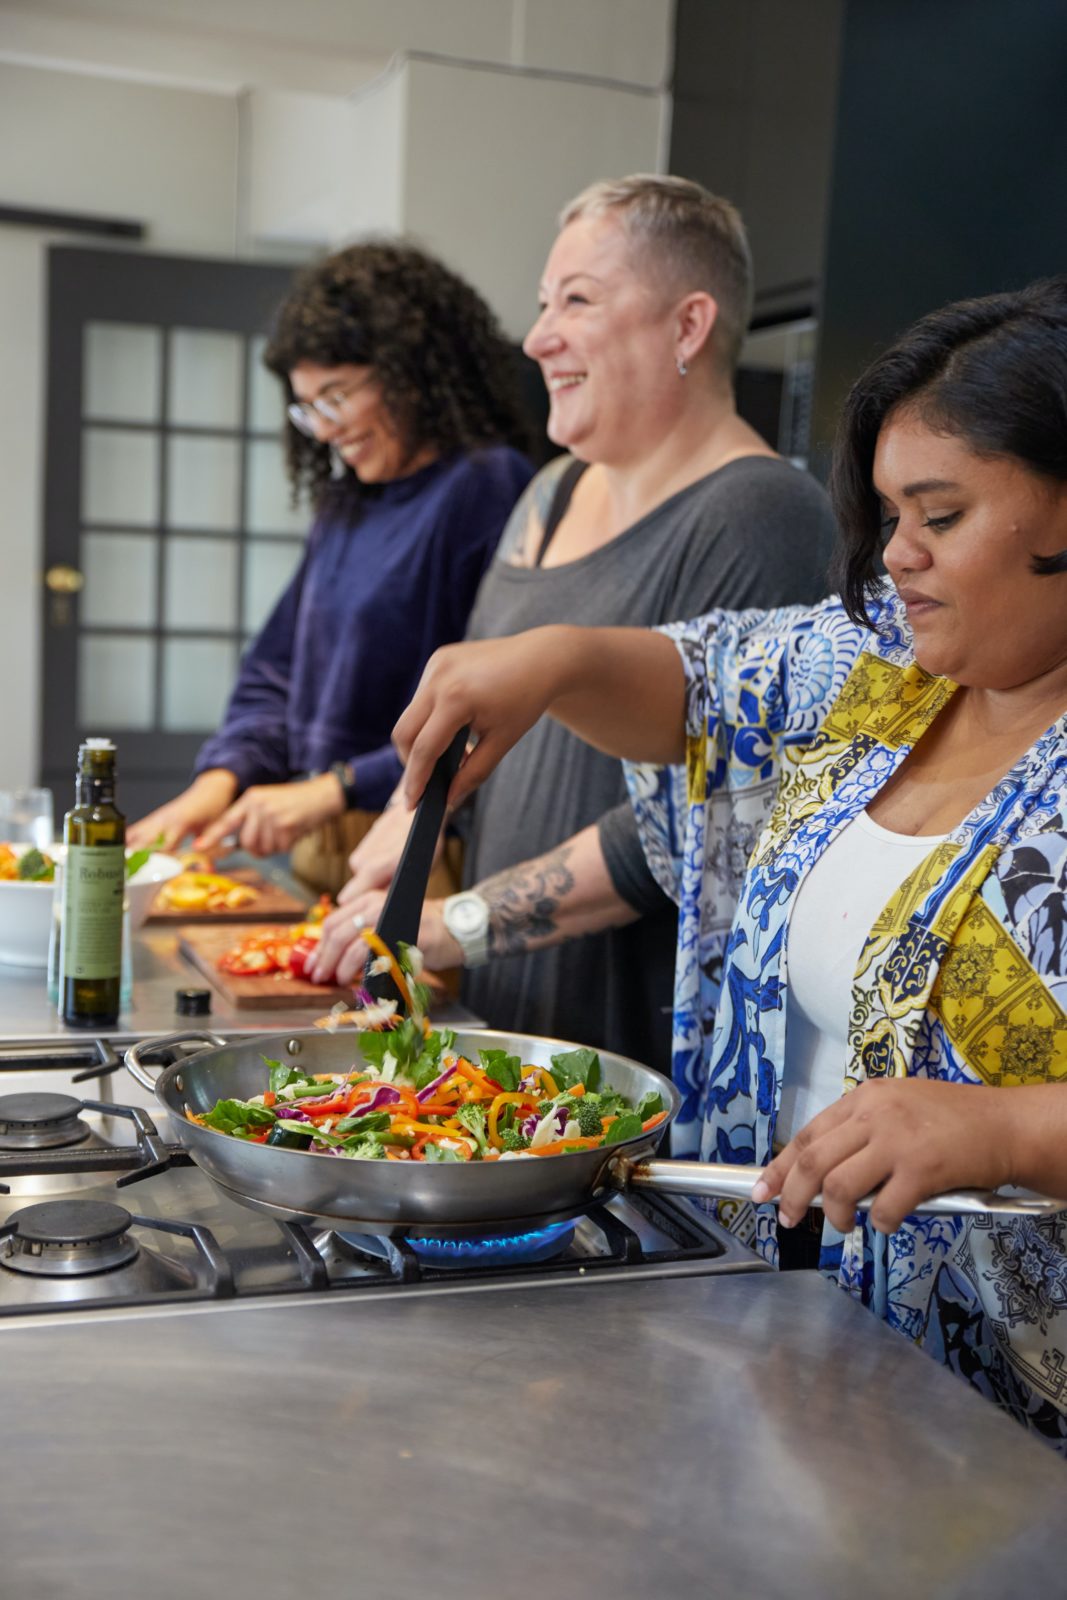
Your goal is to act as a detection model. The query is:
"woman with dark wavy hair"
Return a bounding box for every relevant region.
[392,275,1067,1449]
[129,242,533,887]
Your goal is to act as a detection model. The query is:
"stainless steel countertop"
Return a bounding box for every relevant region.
[0,927,481,1042]
[0,1272,1062,1599]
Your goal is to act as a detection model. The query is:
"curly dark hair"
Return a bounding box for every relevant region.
[830,274,1067,626]
[263,240,530,508]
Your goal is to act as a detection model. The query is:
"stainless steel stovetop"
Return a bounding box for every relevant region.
[0,1038,766,1322]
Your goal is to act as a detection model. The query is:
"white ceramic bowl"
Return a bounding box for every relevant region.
[0,847,182,969]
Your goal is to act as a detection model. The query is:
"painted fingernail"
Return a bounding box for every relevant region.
[750,1180,769,1202]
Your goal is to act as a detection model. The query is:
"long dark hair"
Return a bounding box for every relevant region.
[264,241,530,507]
[830,275,1067,625]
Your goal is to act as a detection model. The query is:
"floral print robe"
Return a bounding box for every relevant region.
[627,586,1067,1450]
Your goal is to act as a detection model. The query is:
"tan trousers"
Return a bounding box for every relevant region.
[289,809,463,904]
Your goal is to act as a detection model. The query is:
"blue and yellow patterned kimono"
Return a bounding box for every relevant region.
[628,585,1067,1449]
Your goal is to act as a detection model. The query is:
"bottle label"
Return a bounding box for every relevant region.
[61,846,125,980]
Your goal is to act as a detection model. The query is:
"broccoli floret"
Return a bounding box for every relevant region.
[340,1136,386,1160]
[570,1097,606,1138]
[499,1126,531,1152]
[455,1103,489,1152]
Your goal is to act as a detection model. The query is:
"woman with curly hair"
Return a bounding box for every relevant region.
[128,242,533,889]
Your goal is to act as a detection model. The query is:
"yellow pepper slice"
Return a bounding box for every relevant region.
[487,1091,538,1150]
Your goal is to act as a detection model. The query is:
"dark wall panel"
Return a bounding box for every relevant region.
[812,0,1067,469]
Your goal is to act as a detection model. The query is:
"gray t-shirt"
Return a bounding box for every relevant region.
[461,453,837,1074]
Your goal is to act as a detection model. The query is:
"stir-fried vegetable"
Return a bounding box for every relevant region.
[189,1045,667,1162]
[189,937,668,1161]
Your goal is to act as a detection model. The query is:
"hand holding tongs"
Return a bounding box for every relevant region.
[363,727,469,1007]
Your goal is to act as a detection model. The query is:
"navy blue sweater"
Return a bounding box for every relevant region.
[194,446,533,810]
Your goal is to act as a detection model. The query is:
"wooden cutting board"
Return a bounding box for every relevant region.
[178,926,352,1010]
[148,869,308,924]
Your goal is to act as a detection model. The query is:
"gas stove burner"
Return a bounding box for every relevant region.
[0,1092,91,1151]
[403,1221,576,1269]
[0,1200,139,1278]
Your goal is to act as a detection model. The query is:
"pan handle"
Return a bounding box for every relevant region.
[125,1031,227,1093]
[618,1157,1067,1218]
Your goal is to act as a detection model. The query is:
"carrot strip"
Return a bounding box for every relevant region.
[642,1111,669,1132]
[527,1135,603,1157]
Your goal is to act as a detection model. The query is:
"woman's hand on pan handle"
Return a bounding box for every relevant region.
[394,624,686,810]
[751,1077,1035,1235]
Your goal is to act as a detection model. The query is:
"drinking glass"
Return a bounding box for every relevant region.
[0,788,55,849]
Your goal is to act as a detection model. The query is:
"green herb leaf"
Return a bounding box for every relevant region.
[422,1142,462,1163]
[634,1090,665,1122]
[125,832,165,881]
[264,1056,321,1095]
[603,1112,643,1146]
[201,1098,277,1135]
[549,1048,601,1092]
[478,1048,522,1093]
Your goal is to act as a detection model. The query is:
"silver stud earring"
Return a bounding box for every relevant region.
[676,356,688,377]
[329,444,347,480]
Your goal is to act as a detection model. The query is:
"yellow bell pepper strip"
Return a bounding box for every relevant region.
[392,1115,467,1139]
[528,1067,559,1098]
[487,1091,539,1150]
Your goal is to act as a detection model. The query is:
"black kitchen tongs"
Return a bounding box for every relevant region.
[362,726,469,1007]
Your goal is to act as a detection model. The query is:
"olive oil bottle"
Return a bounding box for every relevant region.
[60,738,126,1028]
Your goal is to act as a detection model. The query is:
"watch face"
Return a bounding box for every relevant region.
[449,895,488,937]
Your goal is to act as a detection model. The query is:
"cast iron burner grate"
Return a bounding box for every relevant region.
[0,1100,181,1194]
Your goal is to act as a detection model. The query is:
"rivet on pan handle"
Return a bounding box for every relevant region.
[616,1157,1067,1218]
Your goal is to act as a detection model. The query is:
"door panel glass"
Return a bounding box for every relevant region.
[82,427,160,525]
[83,323,162,423]
[248,336,285,432]
[245,439,306,534]
[243,538,303,633]
[78,635,155,728]
[164,537,238,631]
[81,533,158,627]
[168,329,243,429]
[161,639,237,730]
[166,435,240,531]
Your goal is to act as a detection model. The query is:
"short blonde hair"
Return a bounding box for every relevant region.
[559,175,754,375]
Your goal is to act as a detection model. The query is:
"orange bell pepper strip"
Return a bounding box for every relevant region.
[527,1135,603,1157]
[642,1111,669,1132]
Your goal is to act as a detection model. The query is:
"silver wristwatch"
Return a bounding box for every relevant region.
[441,890,491,968]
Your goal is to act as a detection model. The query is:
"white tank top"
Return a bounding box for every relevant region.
[777,810,949,1147]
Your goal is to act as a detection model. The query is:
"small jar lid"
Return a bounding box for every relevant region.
[175,988,212,1017]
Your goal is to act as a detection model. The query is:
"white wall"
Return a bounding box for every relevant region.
[0,0,674,787]
[400,56,665,337]
[0,63,241,787]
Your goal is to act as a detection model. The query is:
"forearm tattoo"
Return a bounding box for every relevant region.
[483,845,576,957]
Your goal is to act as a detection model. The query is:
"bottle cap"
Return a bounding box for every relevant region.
[175,987,212,1017]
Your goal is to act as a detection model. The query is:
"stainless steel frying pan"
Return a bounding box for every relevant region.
[126,1028,1066,1236]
